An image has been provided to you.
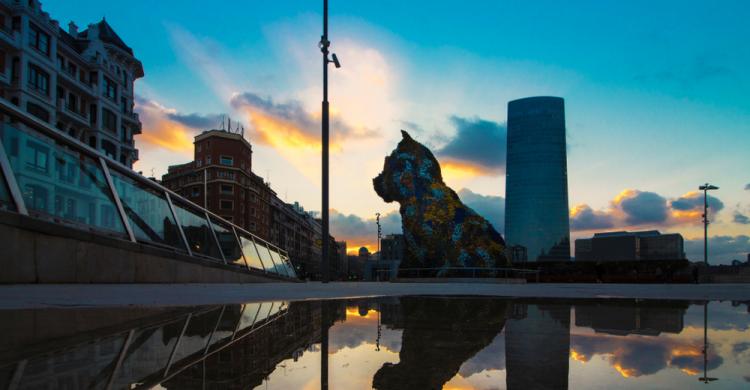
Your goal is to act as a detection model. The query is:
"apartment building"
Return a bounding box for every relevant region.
[0,0,143,167]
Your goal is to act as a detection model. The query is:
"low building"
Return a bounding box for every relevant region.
[575,230,685,262]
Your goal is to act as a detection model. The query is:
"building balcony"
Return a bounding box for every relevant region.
[56,67,97,97]
[57,98,90,126]
[121,110,140,123]
[0,26,20,48]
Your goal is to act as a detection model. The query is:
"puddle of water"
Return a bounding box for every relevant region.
[0,297,748,389]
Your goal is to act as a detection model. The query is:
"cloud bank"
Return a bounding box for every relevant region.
[570,189,725,232]
[436,116,507,175]
[684,235,749,263]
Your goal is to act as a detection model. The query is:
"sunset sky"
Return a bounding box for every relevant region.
[47,1,749,262]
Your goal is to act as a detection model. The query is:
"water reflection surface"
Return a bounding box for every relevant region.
[0,297,748,389]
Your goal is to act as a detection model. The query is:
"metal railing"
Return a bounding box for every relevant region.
[0,97,298,280]
[376,266,540,281]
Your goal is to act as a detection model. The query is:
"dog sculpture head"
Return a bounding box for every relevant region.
[373,130,442,203]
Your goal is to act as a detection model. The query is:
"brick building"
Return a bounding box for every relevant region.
[162,129,273,238]
[0,0,143,167]
[162,126,342,279]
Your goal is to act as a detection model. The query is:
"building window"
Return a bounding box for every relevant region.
[102,108,117,133]
[220,184,233,195]
[197,144,201,152]
[26,102,49,122]
[25,184,48,211]
[206,156,211,165]
[25,140,48,173]
[27,64,49,95]
[196,160,202,167]
[220,155,233,166]
[103,77,117,100]
[220,200,233,210]
[192,187,200,197]
[29,23,50,55]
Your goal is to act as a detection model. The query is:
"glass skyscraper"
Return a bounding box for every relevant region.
[504,96,571,261]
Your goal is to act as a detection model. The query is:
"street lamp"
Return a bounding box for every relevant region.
[319,0,341,283]
[698,183,719,266]
[376,212,381,281]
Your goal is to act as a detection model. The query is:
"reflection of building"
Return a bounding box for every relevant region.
[575,230,685,261]
[505,303,571,389]
[0,0,143,167]
[504,96,571,262]
[164,301,345,390]
[575,301,687,336]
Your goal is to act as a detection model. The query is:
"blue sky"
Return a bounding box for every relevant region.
[45,1,750,261]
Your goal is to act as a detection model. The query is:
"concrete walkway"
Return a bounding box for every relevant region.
[1,282,748,309]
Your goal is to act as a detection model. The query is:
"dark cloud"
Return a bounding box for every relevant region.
[457,188,505,233]
[230,92,361,144]
[684,235,750,264]
[571,333,722,378]
[670,193,724,213]
[437,116,507,172]
[734,212,750,225]
[745,183,750,191]
[167,112,224,130]
[329,310,402,354]
[570,205,616,231]
[399,120,449,148]
[330,210,401,247]
[620,191,668,225]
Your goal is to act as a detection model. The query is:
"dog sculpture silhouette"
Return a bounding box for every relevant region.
[373,130,508,272]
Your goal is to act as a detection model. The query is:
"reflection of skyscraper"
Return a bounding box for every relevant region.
[505,303,571,390]
[504,97,571,261]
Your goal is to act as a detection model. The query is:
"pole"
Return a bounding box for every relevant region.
[321,301,329,390]
[320,0,330,283]
[703,185,708,266]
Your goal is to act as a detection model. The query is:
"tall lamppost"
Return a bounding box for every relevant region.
[319,0,340,283]
[376,212,381,280]
[699,183,718,266]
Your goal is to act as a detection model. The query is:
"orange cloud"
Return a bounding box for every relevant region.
[243,107,324,151]
[135,98,197,154]
[440,160,491,181]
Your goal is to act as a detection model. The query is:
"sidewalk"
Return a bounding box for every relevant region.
[1,282,748,309]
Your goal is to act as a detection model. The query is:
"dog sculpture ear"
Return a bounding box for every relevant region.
[400,129,413,141]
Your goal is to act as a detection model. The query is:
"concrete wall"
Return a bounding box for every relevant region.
[0,211,293,284]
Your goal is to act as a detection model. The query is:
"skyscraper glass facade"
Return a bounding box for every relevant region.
[504,96,571,261]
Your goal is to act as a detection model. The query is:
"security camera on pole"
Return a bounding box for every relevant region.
[319,0,340,284]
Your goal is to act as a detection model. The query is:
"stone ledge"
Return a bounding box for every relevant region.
[0,210,294,284]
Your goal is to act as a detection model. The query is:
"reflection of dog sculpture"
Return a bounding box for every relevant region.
[373,130,507,270]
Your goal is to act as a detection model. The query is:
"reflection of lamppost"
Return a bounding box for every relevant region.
[699,183,719,266]
[699,301,718,384]
[375,302,381,351]
[319,0,341,284]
